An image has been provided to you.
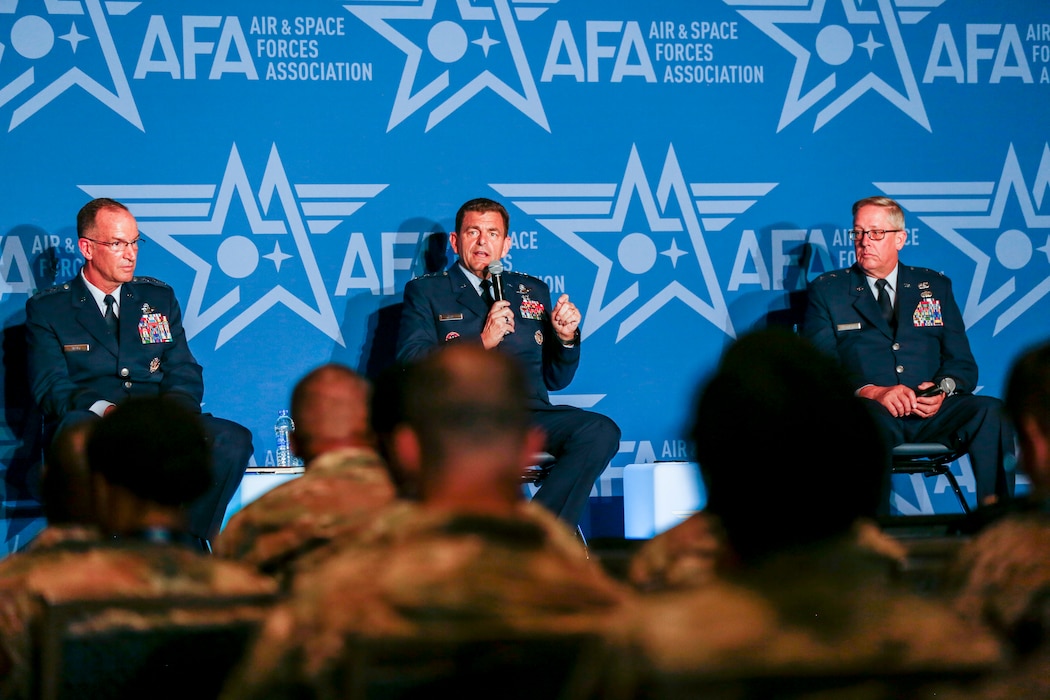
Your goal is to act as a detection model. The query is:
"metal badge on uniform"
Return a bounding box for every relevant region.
[918,281,930,290]
[534,330,543,345]
[921,290,933,299]
[517,283,530,295]
[444,331,460,342]
[913,298,943,327]
[439,313,463,321]
[520,294,546,321]
[149,357,161,373]
[138,312,173,344]
[63,344,90,352]
[836,322,862,332]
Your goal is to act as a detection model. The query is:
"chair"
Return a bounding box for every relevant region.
[521,451,557,490]
[334,630,626,700]
[890,442,971,515]
[32,591,277,700]
[521,452,588,548]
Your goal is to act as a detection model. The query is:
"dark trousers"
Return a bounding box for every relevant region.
[50,410,250,541]
[864,394,1016,503]
[529,406,620,527]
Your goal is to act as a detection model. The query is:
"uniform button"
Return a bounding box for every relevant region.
[895,365,904,374]
[120,367,130,377]
[124,381,132,388]
[892,343,900,351]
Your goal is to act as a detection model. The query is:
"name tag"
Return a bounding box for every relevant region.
[63,344,90,352]
[439,313,463,321]
[836,322,862,332]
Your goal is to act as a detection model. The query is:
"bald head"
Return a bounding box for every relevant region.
[290,364,374,464]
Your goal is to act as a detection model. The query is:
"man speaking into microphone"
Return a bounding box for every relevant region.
[396,197,620,530]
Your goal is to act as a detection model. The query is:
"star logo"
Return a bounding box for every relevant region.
[491,144,777,342]
[876,143,1050,335]
[345,0,552,132]
[0,0,141,131]
[80,143,388,348]
[724,0,937,132]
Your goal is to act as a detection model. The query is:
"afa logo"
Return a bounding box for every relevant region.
[491,144,778,343]
[80,143,388,348]
[724,0,938,132]
[345,0,554,132]
[0,0,141,131]
[878,143,1050,337]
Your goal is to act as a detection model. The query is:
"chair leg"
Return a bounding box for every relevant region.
[940,469,973,516]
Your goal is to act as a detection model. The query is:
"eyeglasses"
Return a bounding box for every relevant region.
[847,228,902,242]
[82,237,141,253]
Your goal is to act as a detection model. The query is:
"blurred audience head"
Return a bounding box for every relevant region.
[396,344,542,506]
[370,360,416,498]
[87,397,211,532]
[290,363,374,464]
[1005,339,1050,495]
[692,327,887,564]
[41,419,96,526]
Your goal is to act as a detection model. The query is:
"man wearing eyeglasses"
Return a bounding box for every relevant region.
[803,195,1014,508]
[24,197,252,544]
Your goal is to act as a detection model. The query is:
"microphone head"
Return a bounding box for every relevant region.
[487,261,504,276]
[940,377,957,395]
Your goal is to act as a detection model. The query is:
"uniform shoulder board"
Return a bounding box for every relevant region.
[510,270,545,284]
[30,283,72,299]
[906,265,946,279]
[419,270,449,279]
[811,269,842,285]
[132,276,172,288]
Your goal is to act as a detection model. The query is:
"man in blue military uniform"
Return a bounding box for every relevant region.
[25,197,251,543]
[803,195,1014,506]
[397,197,620,529]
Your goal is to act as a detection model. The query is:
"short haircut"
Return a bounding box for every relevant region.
[1005,340,1050,438]
[455,197,509,235]
[77,197,129,239]
[402,344,530,463]
[692,327,887,562]
[290,363,373,448]
[852,195,905,230]
[87,397,211,507]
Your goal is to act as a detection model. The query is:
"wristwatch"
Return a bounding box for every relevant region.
[561,329,581,348]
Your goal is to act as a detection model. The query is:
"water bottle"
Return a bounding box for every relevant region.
[274,409,295,467]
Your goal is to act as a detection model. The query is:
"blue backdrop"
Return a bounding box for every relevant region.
[2,0,1048,548]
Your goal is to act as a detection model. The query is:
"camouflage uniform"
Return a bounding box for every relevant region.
[630,533,1002,697]
[221,501,636,699]
[626,512,728,593]
[0,535,277,699]
[628,513,906,594]
[213,446,396,584]
[24,523,100,552]
[941,500,1050,698]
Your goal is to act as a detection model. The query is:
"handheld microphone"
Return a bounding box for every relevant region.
[487,261,505,302]
[916,377,957,397]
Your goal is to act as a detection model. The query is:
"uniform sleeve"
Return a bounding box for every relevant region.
[538,283,580,392]
[931,277,979,392]
[156,291,205,412]
[25,295,96,419]
[800,279,839,360]
[396,279,442,364]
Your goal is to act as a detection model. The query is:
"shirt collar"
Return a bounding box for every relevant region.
[864,263,899,295]
[81,273,122,314]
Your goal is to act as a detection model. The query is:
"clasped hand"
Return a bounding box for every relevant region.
[861,382,945,419]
